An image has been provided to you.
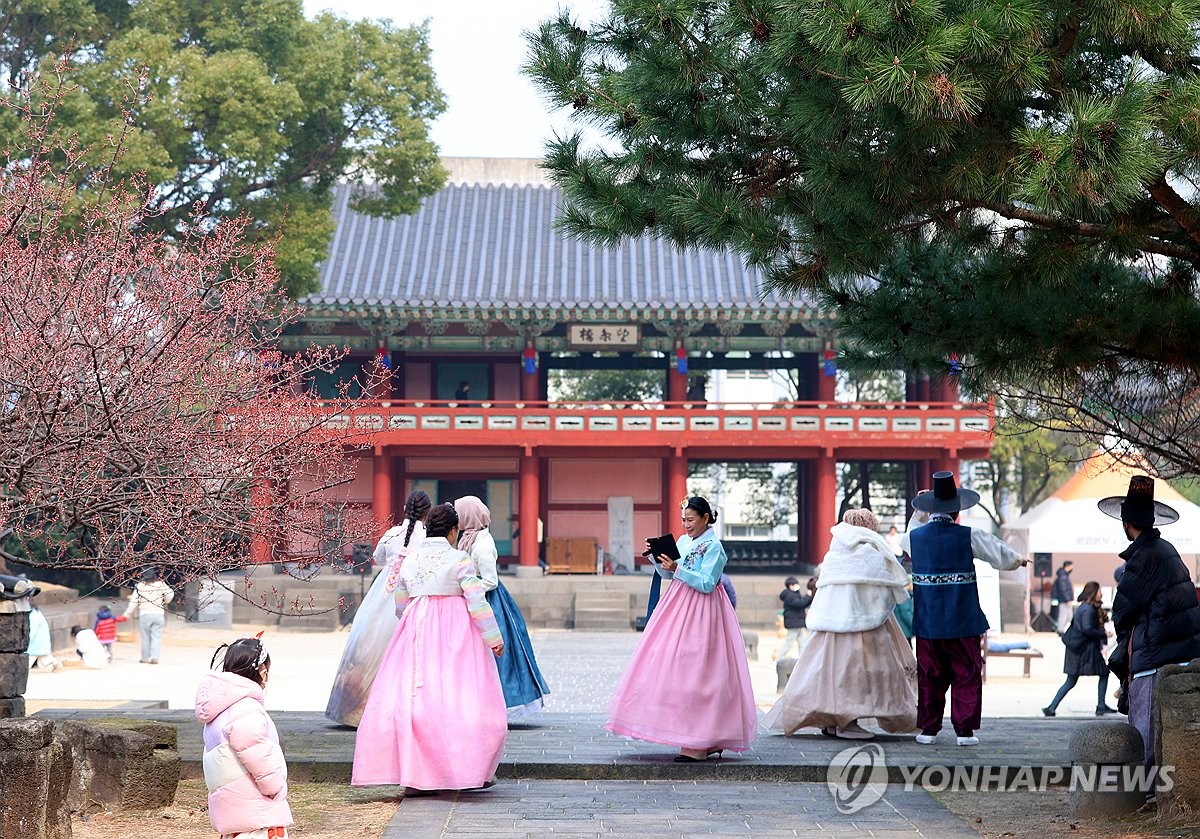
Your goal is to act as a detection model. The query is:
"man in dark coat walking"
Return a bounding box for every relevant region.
[1052,560,1075,632]
[1104,475,1200,771]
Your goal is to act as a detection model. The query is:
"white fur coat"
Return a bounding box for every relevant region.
[806,522,911,633]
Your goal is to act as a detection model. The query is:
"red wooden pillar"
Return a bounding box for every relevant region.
[934,449,961,483]
[942,375,960,403]
[372,449,393,541]
[668,368,687,402]
[521,356,540,402]
[249,480,275,565]
[667,448,688,528]
[519,447,540,572]
[812,450,837,564]
[817,361,836,402]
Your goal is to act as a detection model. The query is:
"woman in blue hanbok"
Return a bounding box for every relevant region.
[455,495,550,717]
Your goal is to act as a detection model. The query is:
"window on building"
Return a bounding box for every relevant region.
[725,524,774,540]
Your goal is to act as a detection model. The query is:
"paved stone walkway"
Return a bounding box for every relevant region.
[31,628,1092,836]
[37,708,1080,782]
[380,780,978,838]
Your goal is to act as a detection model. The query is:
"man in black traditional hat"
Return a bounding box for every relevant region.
[1103,475,1200,771]
[905,471,1028,746]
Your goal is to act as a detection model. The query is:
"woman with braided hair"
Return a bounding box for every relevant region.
[325,490,432,727]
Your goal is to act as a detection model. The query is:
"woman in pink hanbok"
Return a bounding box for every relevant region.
[351,503,506,791]
[607,496,757,762]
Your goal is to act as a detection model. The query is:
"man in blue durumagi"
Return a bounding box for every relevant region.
[903,472,1027,747]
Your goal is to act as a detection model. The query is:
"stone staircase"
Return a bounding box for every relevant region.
[571,589,632,631]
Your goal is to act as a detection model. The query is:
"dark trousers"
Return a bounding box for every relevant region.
[1046,670,1110,713]
[916,636,983,735]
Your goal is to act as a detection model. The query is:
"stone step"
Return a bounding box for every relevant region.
[573,607,631,622]
[573,591,630,608]
[572,617,633,631]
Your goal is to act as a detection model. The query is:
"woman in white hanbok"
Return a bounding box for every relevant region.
[764,507,918,739]
[325,490,431,727]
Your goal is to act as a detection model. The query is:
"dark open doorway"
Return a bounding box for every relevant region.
[434,479,488,506]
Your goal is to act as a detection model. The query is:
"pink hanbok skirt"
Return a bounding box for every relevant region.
[606,580,757,751]
[763,614,919,734]
[351,595,506,789]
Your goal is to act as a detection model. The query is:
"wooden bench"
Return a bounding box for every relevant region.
[982,647,1044,681]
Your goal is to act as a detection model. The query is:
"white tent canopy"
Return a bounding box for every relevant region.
[1003,452,1200,597]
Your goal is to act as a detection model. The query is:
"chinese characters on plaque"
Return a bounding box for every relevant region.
[567,324,641,350]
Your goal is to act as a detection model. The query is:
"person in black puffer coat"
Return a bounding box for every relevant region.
[1102,475,1200,771]
[777,577,813,660]
[1042,582,1114,717]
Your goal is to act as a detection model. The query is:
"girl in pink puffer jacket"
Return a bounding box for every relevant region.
[195,637,293,839]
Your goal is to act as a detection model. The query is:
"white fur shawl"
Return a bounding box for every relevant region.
[806,522,911,633]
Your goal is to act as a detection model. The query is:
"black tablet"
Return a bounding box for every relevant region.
[642,534,681,560]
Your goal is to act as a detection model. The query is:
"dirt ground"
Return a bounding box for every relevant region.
[935,788,1200,838]
[72,780,400,839]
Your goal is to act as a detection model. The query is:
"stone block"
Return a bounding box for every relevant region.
[83,719,180,810]
[0,696,26,718]
[1067,721,1146,819]
[1153,661,1200,812]
[776,658,797,693]
[742,629,759,661]
[0,717,54,750]
[0,612,30,654]
[0,718,72,839]
[0,652,29,698]
[54,720,91,813]
[1067,720,1145,765]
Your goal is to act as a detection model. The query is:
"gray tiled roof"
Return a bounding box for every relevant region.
[308,184,814,313]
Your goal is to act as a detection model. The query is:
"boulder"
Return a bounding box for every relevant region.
[0,718,72,839]
[1153,660,1200,812]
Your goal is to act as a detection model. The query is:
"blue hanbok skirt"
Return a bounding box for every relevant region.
[487,581,550,717]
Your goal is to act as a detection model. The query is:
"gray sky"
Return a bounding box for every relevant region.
[303,0,608,159]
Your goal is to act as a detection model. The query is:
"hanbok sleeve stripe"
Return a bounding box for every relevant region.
[457,557,502,647]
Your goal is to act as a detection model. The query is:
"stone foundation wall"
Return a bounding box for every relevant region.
[0,612,30,718]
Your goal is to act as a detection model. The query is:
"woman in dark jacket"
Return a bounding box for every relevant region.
[1042,582,1116,716]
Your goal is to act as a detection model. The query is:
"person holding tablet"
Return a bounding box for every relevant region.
[606,496,757,762]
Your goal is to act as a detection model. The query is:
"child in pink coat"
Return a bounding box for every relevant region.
[195,637,293,839]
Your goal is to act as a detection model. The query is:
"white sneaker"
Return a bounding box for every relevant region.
[835,722,874,740]
[915,733,938,745]
[956,735,979,746]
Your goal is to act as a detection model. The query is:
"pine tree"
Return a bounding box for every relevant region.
[525,0,1200,474]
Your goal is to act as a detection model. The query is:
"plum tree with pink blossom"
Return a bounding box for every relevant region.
[0,71,372,602]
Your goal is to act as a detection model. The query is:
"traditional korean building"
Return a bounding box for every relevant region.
[277,161,993,575]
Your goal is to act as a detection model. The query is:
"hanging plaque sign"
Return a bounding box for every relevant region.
[567,324,641,349]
